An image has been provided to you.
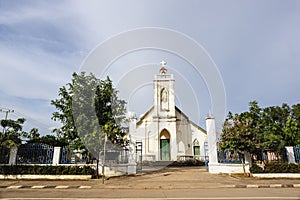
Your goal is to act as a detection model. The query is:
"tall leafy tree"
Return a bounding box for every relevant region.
[51,72,128,158]
[51,73,78,144]
[260,104,291,153]
[220,101,262,156]
[94,77,127,145]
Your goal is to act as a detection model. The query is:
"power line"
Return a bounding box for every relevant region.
[0,107,58,134]
[12,113,46,129]
[0,108,14,134]
[14,111,50,128]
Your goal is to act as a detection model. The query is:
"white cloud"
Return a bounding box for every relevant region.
[0,0,300,134]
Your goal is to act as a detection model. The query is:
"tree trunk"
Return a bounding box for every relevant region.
[242,155,246,176]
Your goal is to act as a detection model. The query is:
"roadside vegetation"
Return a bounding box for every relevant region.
[220,101,300,173]
[0,165,95,175]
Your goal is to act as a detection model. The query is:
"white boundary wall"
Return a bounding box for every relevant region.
[208,163,250,174]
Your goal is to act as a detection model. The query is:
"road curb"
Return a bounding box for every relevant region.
[252,173,300,178]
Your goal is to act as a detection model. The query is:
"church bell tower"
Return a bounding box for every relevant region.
[153,61,175,118]
[153,61,177,161]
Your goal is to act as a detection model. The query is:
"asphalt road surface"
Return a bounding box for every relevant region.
[0,188,300,199]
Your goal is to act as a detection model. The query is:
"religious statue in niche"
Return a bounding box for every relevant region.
[161,88,169,110]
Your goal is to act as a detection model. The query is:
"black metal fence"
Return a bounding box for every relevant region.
[294,146,300,163]
[0,146,10,164]
[60,148,88,164]
[217,149,243,164]
[103,146,130,166]
[17,143,54,164]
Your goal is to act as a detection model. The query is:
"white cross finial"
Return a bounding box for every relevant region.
[160,60,167,67]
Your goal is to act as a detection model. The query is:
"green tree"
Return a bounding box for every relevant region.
[51,73,79,145]
[51,72,128,158]
[292,104,300,129]
[27,128,40,140]
[0,118,27,147]
[221,101,300,164]
[220,101,262,156]
[27,135,68,147]
[260,104,291,154]
[283,117,300,146]
[94,77,127,145]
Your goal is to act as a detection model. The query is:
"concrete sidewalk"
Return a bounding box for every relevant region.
[0,166,299,189]
[103,166,300,189]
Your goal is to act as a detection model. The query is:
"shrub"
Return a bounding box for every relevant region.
[168,159,205,167]
[0,165,95,175]
[250,164,263,173]
[250,162,300,173]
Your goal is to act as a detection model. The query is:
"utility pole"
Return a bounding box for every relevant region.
[0,108,14,134]
[102,134,107,184]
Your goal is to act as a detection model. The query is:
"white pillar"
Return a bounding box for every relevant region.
[128,112,137,136]
[52,147,61,165]
[9,147,18,165]
[206,116,218,163]
[206,116,219,173]
[127,140,137,174]
[285,146,296,164]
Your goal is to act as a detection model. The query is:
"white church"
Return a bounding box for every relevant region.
[128,62,207,161]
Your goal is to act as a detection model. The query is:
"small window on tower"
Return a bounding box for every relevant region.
[161,88,169,110]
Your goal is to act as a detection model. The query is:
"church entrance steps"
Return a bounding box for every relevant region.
[151,161,174,167]
[138,161,174,174]
[141,161,173,167]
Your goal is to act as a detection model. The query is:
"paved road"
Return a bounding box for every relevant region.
[0,167,299,199]
[1,188,300,199]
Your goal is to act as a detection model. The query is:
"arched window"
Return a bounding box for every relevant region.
[193,139,200,156]
[193,139,200,146]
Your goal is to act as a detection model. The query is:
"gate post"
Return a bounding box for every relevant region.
[128,112,138,174]
[53,147,61,165]
[9,147,18,165]
[127,140,137,174]
[206,116,218,173]
[285,146,296,163]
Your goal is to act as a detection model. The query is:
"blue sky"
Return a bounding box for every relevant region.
[0,0,300,135]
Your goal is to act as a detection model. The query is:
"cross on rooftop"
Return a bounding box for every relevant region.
[160,60,167,67]
[159,61,167,74]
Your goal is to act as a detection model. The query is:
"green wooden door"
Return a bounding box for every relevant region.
[193,146,200,156]
[160,139,170,160]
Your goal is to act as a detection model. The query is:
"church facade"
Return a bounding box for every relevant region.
[128,62,207,161]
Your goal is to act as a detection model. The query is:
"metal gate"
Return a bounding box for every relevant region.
[294,146,300,163]
[17,143,54,164]
[136,141,142,172]
[204,142,209,170]
[0,146,10,164]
